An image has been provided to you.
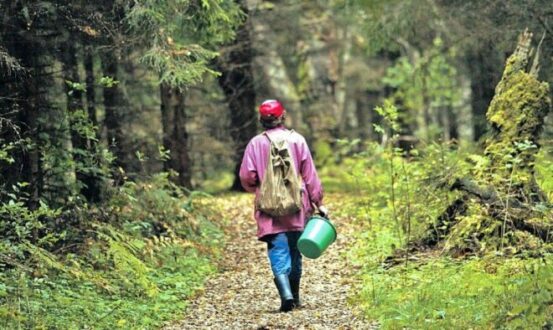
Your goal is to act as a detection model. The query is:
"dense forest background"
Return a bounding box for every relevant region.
[2,1,552,197]
[2,0,553,196]
[2,0,553,328]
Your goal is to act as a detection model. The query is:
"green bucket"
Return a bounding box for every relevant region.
[298,215,337,259]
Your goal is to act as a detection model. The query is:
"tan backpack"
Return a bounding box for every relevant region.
[256,130,303,217]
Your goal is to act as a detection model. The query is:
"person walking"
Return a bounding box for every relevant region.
[239,99,328,312]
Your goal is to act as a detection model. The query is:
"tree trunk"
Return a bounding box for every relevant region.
[84,50,98,128]
[62,42,102,202]
[20,63,43,209]
[249,0,307,135]
[0,5,24,199]
[336,23,352,138]
[446,106,459,141]
[160,83,192,189]
[1,2,50,208]
[62,42,89,197]
[466,47,503,141]
[83,49,102,201]
[101,51,129,174]
[355,89,382,142]
[217,0,257,191]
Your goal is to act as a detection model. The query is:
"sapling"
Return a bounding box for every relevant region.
[375,100,403,246]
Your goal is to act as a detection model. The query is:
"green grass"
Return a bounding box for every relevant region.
[354,256,553,329]
[347,179,553,329]
[329,142,553,329]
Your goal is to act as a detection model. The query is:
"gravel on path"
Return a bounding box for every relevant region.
[164,193,377,330]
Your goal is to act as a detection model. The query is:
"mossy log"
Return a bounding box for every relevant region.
[420,30,552,254]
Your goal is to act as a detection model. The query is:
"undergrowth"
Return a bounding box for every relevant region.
[0,173,224,329]
[358,256,553,329]
[328,140,553,328]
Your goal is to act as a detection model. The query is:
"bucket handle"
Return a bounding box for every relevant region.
[309,202,337,241]
[310,202,327,218]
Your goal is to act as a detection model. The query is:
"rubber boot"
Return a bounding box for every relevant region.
[274,274,294,312]
[290,276,301,308]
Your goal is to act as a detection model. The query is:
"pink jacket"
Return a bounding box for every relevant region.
[239,126,324,239]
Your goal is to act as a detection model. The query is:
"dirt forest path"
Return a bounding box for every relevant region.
[165,193,377,330]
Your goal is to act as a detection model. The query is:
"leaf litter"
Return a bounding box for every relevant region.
[164,193,377,329]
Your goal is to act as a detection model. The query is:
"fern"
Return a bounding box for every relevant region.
[96,225,158,297]
[23,242,116,293]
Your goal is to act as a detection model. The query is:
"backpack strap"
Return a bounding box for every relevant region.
[262,131,272,144]
[263,129,294,143]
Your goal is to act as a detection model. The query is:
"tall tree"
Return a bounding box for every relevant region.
[160,84,192,187]
[465,47,505,141]
[61,42,89,197]
[217,0,257,191]
[126,0,242,188]
[101,50,129,174]
[84,51,98,128]
[0,1,62,207]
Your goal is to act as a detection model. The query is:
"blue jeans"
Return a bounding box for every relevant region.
[265,231,302,280]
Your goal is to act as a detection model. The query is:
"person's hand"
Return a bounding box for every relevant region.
[318,205,329,218]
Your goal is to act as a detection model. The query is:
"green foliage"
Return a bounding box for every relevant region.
[536,146,553,199]
[353,0,438,55]
[374,99,400,133]
[0,173,224,329]
[2,200,57,241]
[353,256,553,329]
[333,136,553,328]
[0,247,214,329]
[98,76,119,88]
[0,142,15,164]
[323,140,469,241]
[200,170,234,194]
[382,38,462,139]
[70,110,113,193]
[126,0,243,88]
[110,172,200,236]
[65,80,86,95]
[313,140,335,168]
[141,45,219,87]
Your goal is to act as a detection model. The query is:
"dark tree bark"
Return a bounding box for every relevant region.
[62,41,102,202]
[101,51,129,174]
[160,83,192,189]
[82,48,103,201]
[19,60,43,209]
[446,106,459,142]
[355,89,382,142]
[62,43,86,174]
[466,48,503,141]
[0,1,53,208]
[84,50,98,128]
[217,0,258,191]
[0,12,25,199]
[383,85,417,151]
[438,105,459,142]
